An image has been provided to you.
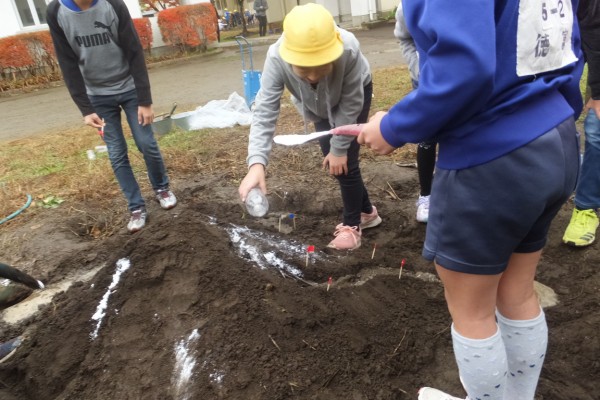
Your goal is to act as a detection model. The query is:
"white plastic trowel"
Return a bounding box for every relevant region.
[273,124,363,146]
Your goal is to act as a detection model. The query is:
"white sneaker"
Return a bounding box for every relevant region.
[127,209,147,233]
[418,387,465,400]
[156,189,177,210]
[416,195,430,223]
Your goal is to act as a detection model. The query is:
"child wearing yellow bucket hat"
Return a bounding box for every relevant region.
[239,3,381,251]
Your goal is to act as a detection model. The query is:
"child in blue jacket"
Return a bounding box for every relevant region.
[360,0,583,399]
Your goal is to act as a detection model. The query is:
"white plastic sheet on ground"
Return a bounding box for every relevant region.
[171,92,252,130]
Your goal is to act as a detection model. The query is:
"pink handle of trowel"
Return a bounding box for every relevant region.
[330,124,364,137]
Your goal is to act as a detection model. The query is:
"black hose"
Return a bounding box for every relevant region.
[0,263,44,289]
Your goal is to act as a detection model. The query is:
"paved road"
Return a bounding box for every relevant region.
[0,23,402,142]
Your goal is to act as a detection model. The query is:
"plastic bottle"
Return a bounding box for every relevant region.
[245,188,269,217]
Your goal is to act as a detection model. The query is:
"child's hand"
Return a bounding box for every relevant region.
[138,105,155,126]
[84,113,104,129]
[586,98,600,118]
[358,111,395,155]
[239,163,267,201]
[323,153,348,176]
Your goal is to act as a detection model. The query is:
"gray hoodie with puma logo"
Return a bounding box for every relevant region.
[47,0,151,116]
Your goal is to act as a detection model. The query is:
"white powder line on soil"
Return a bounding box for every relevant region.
[89,258,131,340]
[172,329,201,400]
[226,223,327,279]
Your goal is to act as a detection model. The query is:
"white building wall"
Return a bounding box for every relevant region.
[319,0,340,18]
[381,0,398,14]
[0,0,50,38]
[0,0,144,39]
[350,0,377,19]
[349,0,396,25]
[123,0,142,18]
[148,15,167,48]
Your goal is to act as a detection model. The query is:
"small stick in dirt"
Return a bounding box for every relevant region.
[321,368,339,388]
[238,202,246,220]
[302,339,317,350]
[278,269,287,279]
[396,162,417,168]
[399,258,406,280]
[278,214,284,232]
[386,181,401,200]
[391,328,408,356]
[327,276,332,292]
[434,324,451,338]
[306,245,315,267]
[289,213,296,229]
[268,334,281,351]
[371,243,377,259]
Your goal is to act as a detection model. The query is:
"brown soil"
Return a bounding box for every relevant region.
[0,132,598,400]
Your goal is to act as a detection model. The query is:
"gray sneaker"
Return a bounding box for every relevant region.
[156,189,177,210]
[127,209,147,233]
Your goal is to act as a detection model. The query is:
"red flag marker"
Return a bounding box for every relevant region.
[306,245,315,267]
[98,119,105,138]
[371,243,377,259]
[399,258,406,280]
[327,276,332,292]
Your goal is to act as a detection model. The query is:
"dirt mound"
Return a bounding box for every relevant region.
[0,159,598,399]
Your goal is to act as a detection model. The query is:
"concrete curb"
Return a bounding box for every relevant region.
[146,48,225,70]
[214,36,278,50]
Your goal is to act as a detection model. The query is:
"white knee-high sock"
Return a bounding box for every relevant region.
[496,309,547,400]
[451,324,507,400]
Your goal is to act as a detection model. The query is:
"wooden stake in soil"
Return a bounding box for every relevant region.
[327,276,332,292]
[399,258,406,280]
[371,243,377,259]
[289,213,296,229]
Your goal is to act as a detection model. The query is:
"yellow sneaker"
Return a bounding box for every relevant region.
[562,208,599,247]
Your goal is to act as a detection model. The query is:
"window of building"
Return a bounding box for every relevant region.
[14,0,48,28]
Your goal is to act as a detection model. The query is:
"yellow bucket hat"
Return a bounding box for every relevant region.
[279,3,343,67]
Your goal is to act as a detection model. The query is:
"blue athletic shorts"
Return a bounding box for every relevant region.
[423,117,579,275]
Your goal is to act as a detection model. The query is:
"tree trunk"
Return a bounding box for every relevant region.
[237,0,248,36]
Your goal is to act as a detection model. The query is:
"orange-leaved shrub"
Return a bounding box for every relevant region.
[0,31,58,85]
[157,3,218,52]
[133,17,153,51]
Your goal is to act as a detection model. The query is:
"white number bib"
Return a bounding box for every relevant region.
[516,0,578,76]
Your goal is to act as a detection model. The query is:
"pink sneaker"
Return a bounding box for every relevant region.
[327,224,361,250]
[360,206,382,230]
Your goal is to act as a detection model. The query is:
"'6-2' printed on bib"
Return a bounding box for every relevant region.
[516,0,578,76]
